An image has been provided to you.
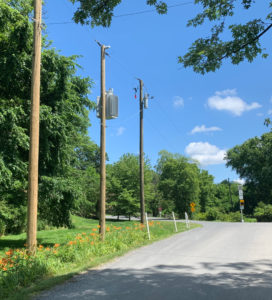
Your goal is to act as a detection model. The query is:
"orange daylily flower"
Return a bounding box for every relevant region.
[5,249,13,256]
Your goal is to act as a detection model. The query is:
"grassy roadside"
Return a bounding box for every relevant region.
[0,216,201,300]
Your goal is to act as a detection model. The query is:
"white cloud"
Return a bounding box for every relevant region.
[207,89,261,116]
[185,142,226,166]
[270,97,272,103]
[268,109,272,115]
[190,125,222,134]
[173,96,184,108]
[116,126,125,136]
[234,178,245,185]
[257,113,264,117]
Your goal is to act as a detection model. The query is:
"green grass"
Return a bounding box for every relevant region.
[0,216,99,257]
[0,216,201,300]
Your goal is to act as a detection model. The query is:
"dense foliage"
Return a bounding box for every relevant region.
[0,0,98,233]
[106,154,154,220]
[226,131,272,214]
[179,0,272,74]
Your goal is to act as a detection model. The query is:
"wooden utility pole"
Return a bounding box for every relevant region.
[27,0,42,255]
[99,44,107,241]
[139,79,145,224]
[228,178,233,210]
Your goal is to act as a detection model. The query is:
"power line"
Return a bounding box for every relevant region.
[114,1,193,18]
[144,84,185,138]
[46,1,193,25]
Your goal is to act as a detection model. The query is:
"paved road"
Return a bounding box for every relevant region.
[38,222,272,300]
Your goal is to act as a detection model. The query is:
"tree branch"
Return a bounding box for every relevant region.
[220,23,272,61]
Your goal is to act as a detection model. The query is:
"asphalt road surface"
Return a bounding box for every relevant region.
[37,222,272,300]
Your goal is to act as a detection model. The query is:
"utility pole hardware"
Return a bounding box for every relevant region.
[27,0,42,255]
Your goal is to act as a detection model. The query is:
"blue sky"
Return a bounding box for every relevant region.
[43,0,272,183]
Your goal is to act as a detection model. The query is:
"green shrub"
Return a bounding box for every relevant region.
[0,201,27,235]
[226,212,242,222]
[193,212,206,221]
[194,210,243,222]
[254,202,272,222]
[205,208,222,221]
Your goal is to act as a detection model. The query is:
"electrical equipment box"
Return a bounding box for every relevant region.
[97,88,118,119]
[144,93,148,109]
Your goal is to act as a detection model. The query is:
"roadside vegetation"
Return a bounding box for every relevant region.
[0,215,200,300]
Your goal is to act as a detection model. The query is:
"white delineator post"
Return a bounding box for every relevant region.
[185,212,190,229]
[172,212,178,232]
[145,213,151,240]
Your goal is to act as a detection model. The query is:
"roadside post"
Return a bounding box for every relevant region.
[238,185,245,223]
[185,212,190,229]
[158,207,162,218]
[145,213,151,240]
[172,212,178,232]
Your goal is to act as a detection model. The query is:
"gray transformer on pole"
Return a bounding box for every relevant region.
[97,88,118,119]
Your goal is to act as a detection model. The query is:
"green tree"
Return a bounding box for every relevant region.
[198,170,216,212]
[0,1,97,232]
[226,131,272,213]
[157,150,200,217]
[107,153,154,219]
[69,0,168,27]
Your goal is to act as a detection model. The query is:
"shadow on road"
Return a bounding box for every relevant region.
[38,259,272,300]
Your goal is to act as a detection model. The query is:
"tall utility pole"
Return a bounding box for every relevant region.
[98,43,109,241]
[228,178,233,210]
[27,0,42,255]
[139,79,145,224]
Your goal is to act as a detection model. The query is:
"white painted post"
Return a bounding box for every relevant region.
[145,212,151,240]
[172,212,178,232]
[185,212,190,229]
[241,209,244,223]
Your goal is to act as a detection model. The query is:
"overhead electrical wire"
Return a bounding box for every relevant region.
[114,1,193,18]
[46,1,193,25]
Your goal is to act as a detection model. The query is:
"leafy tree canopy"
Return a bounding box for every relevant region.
[157,150,200,217]
[107,153,154,218]
[179,0,272,74]
[0,0,97,232]
[69,0,168,27]
[226,131,272,212]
